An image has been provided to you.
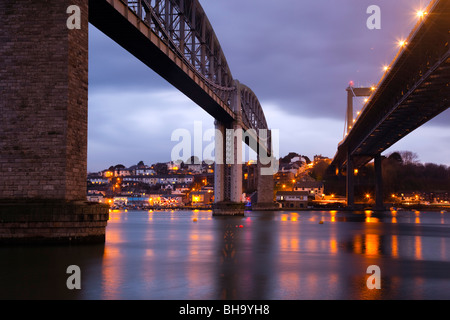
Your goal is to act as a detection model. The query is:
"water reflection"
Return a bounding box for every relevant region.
[391,235,399,258]
[1,210,450,299]
[217,220,239,299]
[0,244,105,300]
[344,224,429,261]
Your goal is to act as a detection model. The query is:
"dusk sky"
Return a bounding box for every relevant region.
[87,0,449,172]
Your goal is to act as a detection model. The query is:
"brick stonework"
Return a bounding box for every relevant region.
[253,160,276,210]
[212,202,245,216]
[0,1,108,243]
[0,0,88,201]
[0,200,109,244]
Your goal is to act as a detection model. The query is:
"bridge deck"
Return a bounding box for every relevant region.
[89,0,236,122]
[333,0,450,169]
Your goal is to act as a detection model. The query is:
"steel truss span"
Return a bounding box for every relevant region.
[91,0,268,133]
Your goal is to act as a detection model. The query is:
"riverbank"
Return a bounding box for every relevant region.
[109,203,449,212]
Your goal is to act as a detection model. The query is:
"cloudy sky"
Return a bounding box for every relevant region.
[87,0,449,172]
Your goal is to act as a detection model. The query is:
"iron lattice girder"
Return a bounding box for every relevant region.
[101,0,269,136]
[240,84,268,132]
[125,0,233,94]
[237,83,271,155]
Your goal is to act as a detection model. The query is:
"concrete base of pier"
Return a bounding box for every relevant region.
[212,202,245,216]
[0,200,109,244]
[252,202,279,211]
[343,203,387,212]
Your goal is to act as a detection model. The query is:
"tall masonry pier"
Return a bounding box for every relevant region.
[0,0,108,243]
[213,82,276,216]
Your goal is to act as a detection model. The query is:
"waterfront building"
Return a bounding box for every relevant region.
[190,191,214,206]
[294,181,324,199]
[276,191,309,208]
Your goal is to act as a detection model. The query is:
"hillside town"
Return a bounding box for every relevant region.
[87,154,339,210]
[87,152,450,211]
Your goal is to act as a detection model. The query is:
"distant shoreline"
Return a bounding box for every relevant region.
[108,203,449,212]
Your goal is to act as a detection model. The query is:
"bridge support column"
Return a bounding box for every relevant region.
[252,159,276,210]
[230,122,244,204]
[213,84,245,216]
[214,121,226,203]
[346,153,355,210]
[374,154,385,211]
[212,121,245,216]
[252,129,277,211]
[0,0,108,243]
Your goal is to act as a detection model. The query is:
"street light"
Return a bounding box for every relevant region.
[416,10,427,19]
[397,40,407,48]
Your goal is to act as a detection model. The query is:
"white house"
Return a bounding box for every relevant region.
[276,191,309,208]
[135,167,156,176]
[294,181,324,199]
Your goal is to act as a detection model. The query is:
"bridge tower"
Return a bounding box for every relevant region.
[0,0,109,243]
[344,85,384,211]
[345,86,372,135]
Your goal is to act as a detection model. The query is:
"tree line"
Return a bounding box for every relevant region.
[323,151,450,200]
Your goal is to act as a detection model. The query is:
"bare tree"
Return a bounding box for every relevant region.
[397,151,420,165]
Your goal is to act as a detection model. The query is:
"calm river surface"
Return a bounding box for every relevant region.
[1,209,450,300]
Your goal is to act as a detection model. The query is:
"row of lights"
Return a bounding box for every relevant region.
[350,9,429,131]
[382,9,429,72]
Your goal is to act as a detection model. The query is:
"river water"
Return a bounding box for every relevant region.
[1,209,450,300]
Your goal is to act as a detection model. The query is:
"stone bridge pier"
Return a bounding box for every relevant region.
[253,159,277,210]
[212,82,245,216]
[0,0,108,243]
[212,124,276,215]
[213,83,276,216]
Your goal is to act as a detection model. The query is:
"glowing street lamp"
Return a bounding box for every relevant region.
[397,39,408,48]
[416,10,427,19]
